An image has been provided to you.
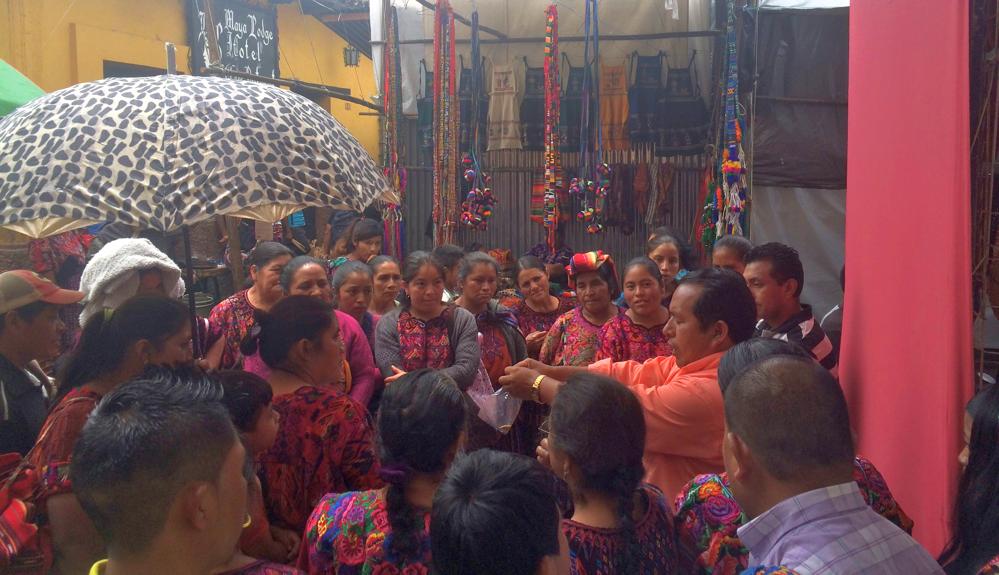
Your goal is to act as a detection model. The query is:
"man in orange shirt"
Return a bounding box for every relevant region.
[500,268,757,500]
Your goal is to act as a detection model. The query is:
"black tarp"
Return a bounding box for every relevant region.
[740,7,848,189]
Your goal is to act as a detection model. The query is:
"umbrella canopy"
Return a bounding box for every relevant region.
[0,59,44,117]
[0,74,394,243]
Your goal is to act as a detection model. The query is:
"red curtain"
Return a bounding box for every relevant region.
[842,1,971,555]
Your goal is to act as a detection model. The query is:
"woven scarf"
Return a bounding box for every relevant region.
[432,0,459,245]
[382,6,405,259]
[542,4,561,252]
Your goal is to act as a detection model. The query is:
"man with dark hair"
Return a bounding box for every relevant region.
[432,244,465,303]
[431,450,568,575]
[743,242,837,376]
[723,356,941,573]
[501,268,758,497]
[0,270,83,455]
[71,371,249,575]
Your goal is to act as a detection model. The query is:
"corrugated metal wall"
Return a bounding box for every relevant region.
[398,120,707,264]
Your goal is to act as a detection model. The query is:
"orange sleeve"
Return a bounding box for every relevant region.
[589,358,651,387]
[589,361,722,459]
[630,374,723,459]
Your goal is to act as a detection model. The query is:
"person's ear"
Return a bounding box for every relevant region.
[282,338,310,367]
[783,278,799,300]
[294,338,316,360]
[133,339,155,366]
[179,482,215,533]
[726,432,755,483]
[710,320,731,347]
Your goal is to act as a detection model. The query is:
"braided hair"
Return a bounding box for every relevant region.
[550,372,646,572]
[376,369,465,561]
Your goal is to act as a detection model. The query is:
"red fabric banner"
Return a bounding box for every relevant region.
[842,1,971,555]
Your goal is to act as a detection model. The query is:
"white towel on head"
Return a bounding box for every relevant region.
[79,238,186,325]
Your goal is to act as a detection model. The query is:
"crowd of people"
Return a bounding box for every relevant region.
[0,217,995,575]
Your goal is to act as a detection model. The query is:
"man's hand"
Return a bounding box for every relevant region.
[499,364,542,400]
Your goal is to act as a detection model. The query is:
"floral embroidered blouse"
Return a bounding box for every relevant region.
[596,313,672,363]
[298,489,432,575]
[208,289,259,369]
[505,294,576,339]
[539,307,621,367]
[673,456,914,575]
[259,387,382,532]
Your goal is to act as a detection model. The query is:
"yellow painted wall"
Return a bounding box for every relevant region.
[0,0,379,156]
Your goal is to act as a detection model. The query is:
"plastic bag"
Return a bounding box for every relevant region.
[466,359,523,434]
[471,387,524,434]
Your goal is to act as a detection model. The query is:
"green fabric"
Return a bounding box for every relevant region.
[0,59,44,117]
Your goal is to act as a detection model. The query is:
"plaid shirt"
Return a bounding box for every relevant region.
[755,304,838,377]
[738,482,943,575]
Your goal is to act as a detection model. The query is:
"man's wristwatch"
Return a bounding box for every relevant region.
[531,374,545,403]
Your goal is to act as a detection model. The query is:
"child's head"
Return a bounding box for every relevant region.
[216,370,279,455]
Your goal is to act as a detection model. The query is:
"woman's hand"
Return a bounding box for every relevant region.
[514,357,551,374]
[525,331,546,355]
[385,365,407,384]
[270,526,301,561]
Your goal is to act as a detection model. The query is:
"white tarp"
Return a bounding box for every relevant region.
[371,0,715,116]
[759,0,849,9]
[371,0,425,115]
[750,186,846,320]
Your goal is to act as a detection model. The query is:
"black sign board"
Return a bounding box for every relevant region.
[187,0,279,78]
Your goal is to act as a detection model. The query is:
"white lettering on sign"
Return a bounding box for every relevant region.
[190,0,277,77]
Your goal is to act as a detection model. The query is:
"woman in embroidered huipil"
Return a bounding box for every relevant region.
[454,252,529,453]
[539,251,621,367]
[544,372,678,574]
[503,256,576,359]
[597,257,672,363]
[280,257,380,410]
[373,251,480,391]
[244,295,382,533]
[32,296,192,575]
[331,261,379,352]
[299,369,466,575]
[208,242,293,370]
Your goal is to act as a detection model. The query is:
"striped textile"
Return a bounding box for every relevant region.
[738,482,943,575]
[754,304,838,377]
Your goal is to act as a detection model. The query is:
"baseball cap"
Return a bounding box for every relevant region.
[0,270,85,314]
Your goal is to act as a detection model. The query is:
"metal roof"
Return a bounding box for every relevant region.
[298,0,373,59]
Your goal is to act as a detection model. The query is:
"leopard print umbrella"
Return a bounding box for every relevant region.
[0,74,394,241]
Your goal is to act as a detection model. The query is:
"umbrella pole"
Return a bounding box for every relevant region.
[182,225,201,358]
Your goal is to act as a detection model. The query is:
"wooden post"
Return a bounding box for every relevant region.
[226,216,245,289]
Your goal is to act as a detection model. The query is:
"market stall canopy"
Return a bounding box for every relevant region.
[0,74,395,245]
[0,59,45,117]
[370,0,716,116]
